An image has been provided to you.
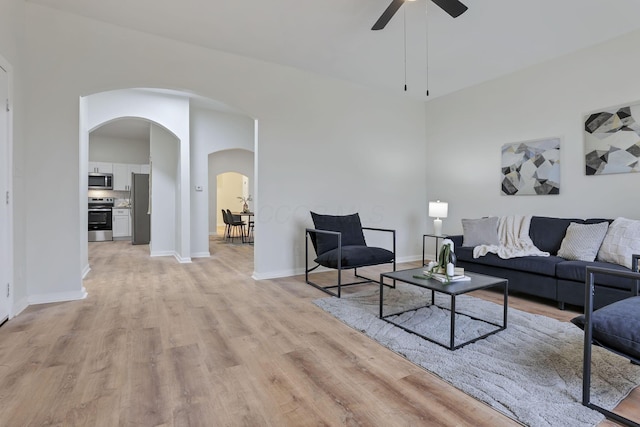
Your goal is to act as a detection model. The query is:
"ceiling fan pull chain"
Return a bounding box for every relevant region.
[425,3,430,97]
[404,6,408,92]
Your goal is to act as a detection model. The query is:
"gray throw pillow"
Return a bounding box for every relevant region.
[557,221,609,262]
[461,217,499,247]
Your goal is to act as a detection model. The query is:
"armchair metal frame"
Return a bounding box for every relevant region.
[305,227,396,298]
[582,254,640,427]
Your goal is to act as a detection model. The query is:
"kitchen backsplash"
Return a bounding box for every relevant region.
[88,189,131,207]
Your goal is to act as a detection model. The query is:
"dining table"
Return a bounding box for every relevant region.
[232,211,254,240]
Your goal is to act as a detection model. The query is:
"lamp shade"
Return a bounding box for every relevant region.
[428,201,448,218]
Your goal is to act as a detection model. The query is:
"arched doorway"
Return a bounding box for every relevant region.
[209,149,255,238]
[80,88,257,276]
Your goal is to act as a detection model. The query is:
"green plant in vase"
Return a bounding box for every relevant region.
[424,239,457,283]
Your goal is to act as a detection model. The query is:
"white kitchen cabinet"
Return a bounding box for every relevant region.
[128,164,141,177]
[112,208,131,238]
[88,161,113,174]
[113,163,143,191]
[112,163,128,191]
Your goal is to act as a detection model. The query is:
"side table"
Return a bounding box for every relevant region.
[422,233,449,266]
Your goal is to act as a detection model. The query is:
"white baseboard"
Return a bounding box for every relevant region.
[174,253,192,263]
[252,269,299,280]
[11,296,29,318]
[252,254,424,281]
[82,264,91,279]
[28,287,88,306]
[150,250,174,257]
[191,251,210,258]
[150,250,192,263]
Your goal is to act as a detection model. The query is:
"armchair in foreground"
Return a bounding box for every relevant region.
[572,254,640,427]
[305,212,396,298]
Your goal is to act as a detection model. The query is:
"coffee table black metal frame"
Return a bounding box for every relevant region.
[379,267,508,350]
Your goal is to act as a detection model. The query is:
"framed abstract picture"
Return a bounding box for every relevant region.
[584,103,640,175]
[501,137,560,196]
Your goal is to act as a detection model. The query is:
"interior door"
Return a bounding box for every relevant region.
[0,65,10,323]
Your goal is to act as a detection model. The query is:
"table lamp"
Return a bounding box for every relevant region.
[429,200,448,236]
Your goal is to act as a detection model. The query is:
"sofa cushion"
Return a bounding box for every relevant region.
[557,221,609,262]
[556,260,634,291]
[315,245,394,269]
[456,245,563,277]
[529,216,580,254]
[529,216,611,255]
[461,217,500,247]
[571,296,640,360]
[597,217,640,269]
[310,212,366,255]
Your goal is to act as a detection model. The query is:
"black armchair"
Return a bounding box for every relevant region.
[571,254,640,427]
[305,212,396,297]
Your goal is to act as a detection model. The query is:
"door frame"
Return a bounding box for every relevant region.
[0,55,14,322]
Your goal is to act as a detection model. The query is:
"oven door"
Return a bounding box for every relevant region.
[88,209,113,241]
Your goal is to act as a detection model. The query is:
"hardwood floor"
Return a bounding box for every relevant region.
[0,237,636,426]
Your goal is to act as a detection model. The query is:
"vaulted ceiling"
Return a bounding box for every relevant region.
[27,0,640,100]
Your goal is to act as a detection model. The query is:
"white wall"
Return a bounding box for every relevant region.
[1,0,27,313]
[190,106,254,256]
[7,1,640,309]
[16,3,426,304]
[425,29,640,237]
[89,133,150,164]
[150,124,179,257]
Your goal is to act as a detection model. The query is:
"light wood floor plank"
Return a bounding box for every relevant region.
[0,236,636,426]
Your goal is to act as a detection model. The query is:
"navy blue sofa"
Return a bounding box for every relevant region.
[450,216,639,310]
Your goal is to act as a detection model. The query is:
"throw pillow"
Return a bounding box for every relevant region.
[461,217,500,247]
[310,212,367,255]
[556,221,609,262]
[597,217,640,269]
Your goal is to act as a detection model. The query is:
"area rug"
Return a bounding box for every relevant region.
[313,284,640,427]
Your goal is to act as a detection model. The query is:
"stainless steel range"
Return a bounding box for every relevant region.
[88,197,114,242]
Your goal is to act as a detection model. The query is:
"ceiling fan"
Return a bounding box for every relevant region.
[372,0,467,30]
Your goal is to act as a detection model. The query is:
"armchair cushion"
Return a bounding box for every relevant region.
[571,296,640,360]
[315,245,394,269]
[310,212,366,255]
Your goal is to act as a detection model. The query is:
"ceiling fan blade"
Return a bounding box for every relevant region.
[371,0,405,31]
[430,0,468,18]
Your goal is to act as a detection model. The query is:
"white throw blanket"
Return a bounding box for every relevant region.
[473,215,549,259]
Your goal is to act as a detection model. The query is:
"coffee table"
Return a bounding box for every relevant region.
[379,267,508,350]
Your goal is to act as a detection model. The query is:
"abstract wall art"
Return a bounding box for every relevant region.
[584,103,640,175]
[501,137,560,196]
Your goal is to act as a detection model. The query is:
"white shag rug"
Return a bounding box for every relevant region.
[313,284,640,427]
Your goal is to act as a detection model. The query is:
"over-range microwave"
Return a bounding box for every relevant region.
[88,173,113,190]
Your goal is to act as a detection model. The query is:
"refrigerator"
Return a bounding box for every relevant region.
[131,173,150,245]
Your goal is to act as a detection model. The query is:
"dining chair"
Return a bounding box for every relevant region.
[221,209,231,240]
[226,209,246,243]
[247,219,254,244]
